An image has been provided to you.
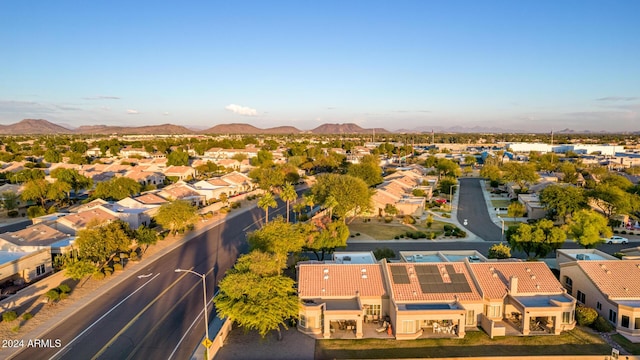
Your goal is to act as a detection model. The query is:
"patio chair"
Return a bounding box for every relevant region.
[376,321,388,333]
[433,323,441,333]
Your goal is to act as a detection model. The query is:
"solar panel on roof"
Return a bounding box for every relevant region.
[414,265,473,294]
[391,266,410,284]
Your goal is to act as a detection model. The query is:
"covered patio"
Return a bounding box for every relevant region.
[504,294,576,335]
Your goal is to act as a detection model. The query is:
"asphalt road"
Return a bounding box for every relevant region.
[9,201,288,360]
[456,178,502,241]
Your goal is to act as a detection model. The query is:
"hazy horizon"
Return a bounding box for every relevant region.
[1,1,638,132]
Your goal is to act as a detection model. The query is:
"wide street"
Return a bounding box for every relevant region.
[8,201,281,360]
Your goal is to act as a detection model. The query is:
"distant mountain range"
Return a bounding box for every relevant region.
[0,119,634,135]
[0,119,392,135]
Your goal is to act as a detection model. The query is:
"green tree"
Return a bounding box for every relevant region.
[27,205,46,218]
[76,220,132,266]
[384,203,398,216]
[280,182,297,223]
[312,174,372,223]
[539,184,586,223]
[44,149,62,163]
[303,220,349,260]
[437,177,458,201]
[501,162,539,192]
[134,226,158,254]
[488,243,511,259]
[21,179,50,208]
[47,180,71,207]
[567,209,612,248]
[155,200,197,235]
[218,192,229,206]
[249,167,285,191]
[251,150,274,167]
[50,168,92,199]
[347,162,383,187]
[373,247,396,260]
[323,194,339,219]
[248,217,305,268]
[214,251,299,340]
[92,177,141,201]
[436,158,461,178]
[258,192,278,224]
[65,259,98,280]
[507,219,566,258]
[1,191,18,210]
[167,150,189,166]
[588,183,632,220]
[507,201,526,221]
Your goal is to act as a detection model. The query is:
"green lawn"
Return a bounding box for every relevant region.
[348,219,449,240]
[612,334,640,355]
[491,199,512,208]
[316,328,610,359]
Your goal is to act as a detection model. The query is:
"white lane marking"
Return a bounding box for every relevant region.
[50,273,161,359]
[167,290,218,360]
[137,273,153,279]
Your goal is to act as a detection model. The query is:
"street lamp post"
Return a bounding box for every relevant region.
[499,217,505,242]
[175,268,210,348]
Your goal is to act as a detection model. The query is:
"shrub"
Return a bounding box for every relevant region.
[113,263,123,271]
[394,236,400,239]
[488,243,511,259]
[443,224,455,232]
[403,215,416,224]
[621,230,627,234]
[575,305,598,326]
[58,284,71,294]
[384,216,393,223]
[356,233,361,236]
[112,256,121,264]
[613,252,624,259]
[591,315,614,332]
[2,311,18,322]
[103,270,112,277]
[22,312,33,321]
[7,210,18,217]
[93,272,106,280]
[130,251,139,261]
[11,325,20,332]
[373,247,396,260]
[45,289,60,303]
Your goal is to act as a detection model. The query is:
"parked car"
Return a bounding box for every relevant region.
[604,236,628,244]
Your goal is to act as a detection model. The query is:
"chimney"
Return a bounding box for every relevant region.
[509,276,518,295]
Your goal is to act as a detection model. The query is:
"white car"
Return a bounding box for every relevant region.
[605,236,628,244]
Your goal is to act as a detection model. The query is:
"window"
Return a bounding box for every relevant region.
[366,304,381,317]
[609,309,617,324]
[562,311,574,324]
[635,317,640,330]
[564,276,573,293]
[466,310,475,325]
[485,305,501,318]
[596,302,602,310]
[36,264,46,276]
[622,316,630,328]
[401,320,415,334]
[577,290,585,304]
[299,314,306,328]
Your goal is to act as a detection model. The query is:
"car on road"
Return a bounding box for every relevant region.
[604,236,628,244]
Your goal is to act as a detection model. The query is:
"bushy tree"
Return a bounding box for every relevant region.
[76,220,132,266]
[154,200,197,235]
[214,251,299,340]
[540,184,586,223]
[567,209,611,248]
[92,177,141,201]
[347,161,383,187]
[507,201,526,220]
[248,217,305,268]
[134,226,158,254]
[575,305,598,326]
[501,162,539,192]
[50,168,92,199]
[312,174,372,222]
[373,247,396,260]
[488,243,511,259]
[167,149,189,166]
[303,220,349,261]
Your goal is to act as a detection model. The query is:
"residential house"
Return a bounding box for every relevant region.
[164,165,196,181]
[117,193,167,217]
[119,146,151,158]
[517,194,546,220]
[220,171,254,194]
[0,223,73,253]
[124,169,165,187]
[0,249,52,287]
[157,182,205,206]
[192,178,234,203]
[297,251,576,340]
[559,249,640,338]
[55,207,118,235]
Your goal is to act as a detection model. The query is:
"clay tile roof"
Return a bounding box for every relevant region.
[59,208,117,229]
[469,262,563,299]
[134,193,168,205]
[297,264,386,298]
[0,224,69,246]
[577,260,640,298]
[387,262,482,302]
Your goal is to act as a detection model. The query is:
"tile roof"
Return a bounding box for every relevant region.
[0,224,71,246]
[58,208,117,229]
[577,260,640,298]
[387,262,482,302]
[132,193,168,205]
[297,263,386,298]
[469,262,564,299]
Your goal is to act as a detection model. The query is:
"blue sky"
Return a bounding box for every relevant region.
[1,1,638,132]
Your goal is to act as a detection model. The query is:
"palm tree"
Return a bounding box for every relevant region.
[280,182,297,223]
[303,193,316,215]
[258,192,277,224]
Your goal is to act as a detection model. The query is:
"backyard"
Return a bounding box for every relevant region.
[316,328,612,359]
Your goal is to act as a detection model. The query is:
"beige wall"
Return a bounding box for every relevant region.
[0,249,52,284]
